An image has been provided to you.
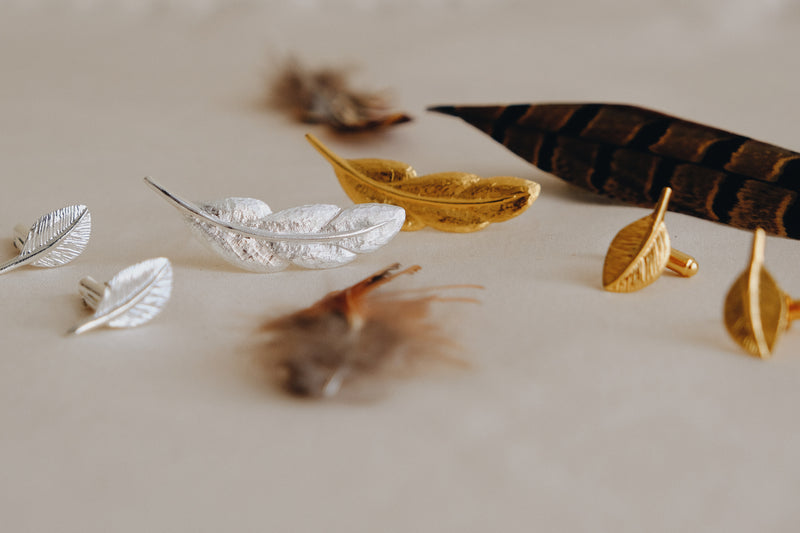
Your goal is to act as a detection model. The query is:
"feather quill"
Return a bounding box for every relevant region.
[306,134,539,232]
[144,177,404,272]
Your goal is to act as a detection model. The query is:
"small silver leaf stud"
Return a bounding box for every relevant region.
[0,205,91,275]
[68,257,173,335]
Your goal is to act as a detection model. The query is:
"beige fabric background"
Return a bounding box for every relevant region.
[1,1,799,531]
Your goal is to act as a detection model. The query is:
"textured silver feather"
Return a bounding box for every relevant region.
[144,177,405,272]
[68,257,173,335]
[0,205,91,275]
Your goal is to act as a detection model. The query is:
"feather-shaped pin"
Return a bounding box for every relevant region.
[306,134,539,232]
[269,58,411,132]
[144,177,404,272]
[0,205,91,275]
[429,103,800,238]
[261,263,480,398]
[68,257,172,335]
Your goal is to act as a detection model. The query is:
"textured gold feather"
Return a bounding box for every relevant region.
[306,134,539,232]
[603,188,672,292]
[723,229,788,358]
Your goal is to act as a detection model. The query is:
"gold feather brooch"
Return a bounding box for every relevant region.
[306,134,540,232]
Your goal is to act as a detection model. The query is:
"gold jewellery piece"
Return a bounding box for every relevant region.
[306,134,539,233]
[602,187,698,292]
[723,228,800,358]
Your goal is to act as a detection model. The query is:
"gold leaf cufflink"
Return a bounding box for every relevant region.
[602,187,698,292]
[723,229,799,358]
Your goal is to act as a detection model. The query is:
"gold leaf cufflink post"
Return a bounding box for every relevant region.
[723,229,800,358]
[602,187,698,292]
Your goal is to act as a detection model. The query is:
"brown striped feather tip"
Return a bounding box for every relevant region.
[428,103,800,239]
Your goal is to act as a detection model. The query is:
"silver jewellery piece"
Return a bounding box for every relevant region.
[0,205,91,275]
[67,257,173,335]
[143,177,405,272]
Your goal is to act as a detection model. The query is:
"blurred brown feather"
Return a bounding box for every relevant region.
[260,264,479,399]
[269,58,412,132]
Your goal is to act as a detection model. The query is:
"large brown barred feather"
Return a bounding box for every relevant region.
[429,103,800,239]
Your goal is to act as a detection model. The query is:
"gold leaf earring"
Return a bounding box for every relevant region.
[723,228,800,358]
[602,187,698,292]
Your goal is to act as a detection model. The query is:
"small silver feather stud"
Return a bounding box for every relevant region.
[0,205,91,275]
[143,177,405,273]
[68,257,173,335]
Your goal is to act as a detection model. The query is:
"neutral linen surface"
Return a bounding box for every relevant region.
[2,1,800,531]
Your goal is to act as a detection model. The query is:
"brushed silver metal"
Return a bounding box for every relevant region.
[68,257,173,335]
[144,177,405,272]
[0,205,91,275]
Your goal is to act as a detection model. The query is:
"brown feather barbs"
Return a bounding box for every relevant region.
[261,264,479,398]
[269,58,411,132]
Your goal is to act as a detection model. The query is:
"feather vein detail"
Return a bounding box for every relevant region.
[306,134,539,232]
[144,177,404,272]
[68,258,172,335]
[261,263,480,398]
[429,103,800,238]
[0,205,91,275]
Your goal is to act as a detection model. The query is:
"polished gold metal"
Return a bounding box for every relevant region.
[306,134,540,233]
[724,228,799,358]
[602,187,698,292]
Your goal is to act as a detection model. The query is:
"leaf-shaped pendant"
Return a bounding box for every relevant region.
[723,229,797,357]
[68,257,173,335]
[0,205,91,275]
[305,134,539,232]
[429,103,800,239]
[144,177,404,272]
[603,188,673,292]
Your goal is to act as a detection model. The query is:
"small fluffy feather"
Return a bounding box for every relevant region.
[269,58,412,132]
[261,264,474,398]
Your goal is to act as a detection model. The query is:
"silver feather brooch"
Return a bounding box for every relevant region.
[144,177,405,272]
